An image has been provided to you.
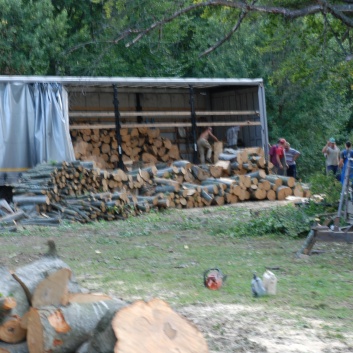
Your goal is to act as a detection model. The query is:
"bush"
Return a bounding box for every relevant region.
[228,205,312,238]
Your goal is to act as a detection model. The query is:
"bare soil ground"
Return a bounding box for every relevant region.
[1,199,353,353]
[180,304,353,353]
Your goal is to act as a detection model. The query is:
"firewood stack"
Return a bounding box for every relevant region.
[71,127,181,170]
[0,242,209,353]
[0,147,311,230]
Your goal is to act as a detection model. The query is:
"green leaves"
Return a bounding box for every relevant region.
[0,0,68,74]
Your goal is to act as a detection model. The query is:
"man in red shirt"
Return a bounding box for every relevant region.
[269,138,288,175]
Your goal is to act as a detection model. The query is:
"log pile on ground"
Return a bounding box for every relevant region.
[0,242,209,353]
[0,147,311,231]
[71,127,181,170]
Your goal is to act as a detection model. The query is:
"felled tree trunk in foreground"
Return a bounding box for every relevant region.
[0,267,29,344]
[26,299,125,353]
[0,341,29,353]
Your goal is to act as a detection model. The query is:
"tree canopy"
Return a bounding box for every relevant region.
[1,0,353,179]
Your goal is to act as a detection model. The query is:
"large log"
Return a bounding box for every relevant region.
[0,341,29,353]
[0,266,29,344]
[276,186,292,200]
[0,211,26,225]
[112,298,209,353]
[75,305,127,353]
[26,299,125,353]
[153,177,181,192]
[13,243,83,305]
[278,175,296,188]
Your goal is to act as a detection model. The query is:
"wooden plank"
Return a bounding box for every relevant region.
[69,110,259,117]
[70,121,261,130]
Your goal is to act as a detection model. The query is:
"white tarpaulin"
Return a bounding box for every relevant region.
[0,82,75,184]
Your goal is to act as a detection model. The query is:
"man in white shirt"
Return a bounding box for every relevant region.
[322,137,340,176]
[226,126,240,149]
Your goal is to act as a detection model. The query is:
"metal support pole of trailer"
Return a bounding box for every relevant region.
[258,82,269,161]
[335,157,352,230]
[113,84,125,171]
[189,85,198,164]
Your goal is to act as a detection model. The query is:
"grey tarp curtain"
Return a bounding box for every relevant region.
[0,82,75,184]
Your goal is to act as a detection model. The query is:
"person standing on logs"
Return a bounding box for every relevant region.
[269,138,287,176]
[197,127,219,164]
[284,142,301,179]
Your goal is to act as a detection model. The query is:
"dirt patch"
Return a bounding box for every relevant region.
[180,304,353,353]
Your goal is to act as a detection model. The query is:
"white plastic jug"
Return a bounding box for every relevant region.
[262,270,277,295]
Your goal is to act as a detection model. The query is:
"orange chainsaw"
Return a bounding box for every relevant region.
[203,268,227,290]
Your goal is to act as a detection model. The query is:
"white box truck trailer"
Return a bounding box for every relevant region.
[0,76,269,185]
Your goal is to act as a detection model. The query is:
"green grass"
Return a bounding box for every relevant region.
[1,204,353,339]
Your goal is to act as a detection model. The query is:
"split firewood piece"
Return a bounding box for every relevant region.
[0,266,29,344]
[112,298,209,353]
[26,298,125,353]
[235,149,249,164]
[31,268,71,308]
[142,153,158,164]
[213,141,223,163]
[214,160,231,175]
[0,341,29,353]
[168,146,181,160]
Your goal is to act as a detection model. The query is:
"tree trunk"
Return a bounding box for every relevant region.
[0,267,29,344]
[13,257,82,305]
[26,299,125,353]
[0,342,29,353]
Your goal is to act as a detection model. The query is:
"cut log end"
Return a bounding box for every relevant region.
[0,318,27,344]
[112,298,209,353]
[26,308,44,353]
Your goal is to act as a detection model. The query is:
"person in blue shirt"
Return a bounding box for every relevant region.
[339,141,353,184]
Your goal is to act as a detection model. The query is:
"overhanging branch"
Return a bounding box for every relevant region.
[125,1,353,49]
[199,5,250,57]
